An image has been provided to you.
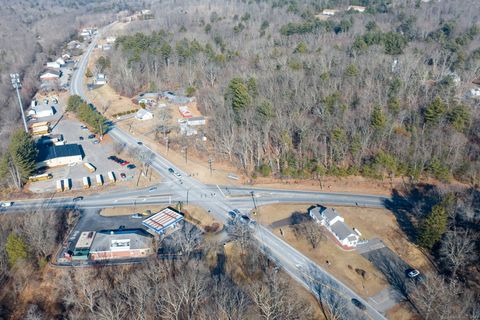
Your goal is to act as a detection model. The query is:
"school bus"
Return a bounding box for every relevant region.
[29,173,53,182]
[83,162,96,173]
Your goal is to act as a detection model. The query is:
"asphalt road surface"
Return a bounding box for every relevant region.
[3,23,393,320]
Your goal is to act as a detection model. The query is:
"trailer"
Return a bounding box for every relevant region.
[56,180,63,192]
[83,162,96,173]
[29,173,53,182]
[82,177,90,189]
[96,174,103,186]
[63,179,71,190]
[107,171,116,183]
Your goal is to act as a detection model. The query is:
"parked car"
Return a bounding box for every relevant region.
[127,164,136,169]
[174,172,182,178]
[137,141,143,145]
[1,202,13,207]
[351,298,366,310]
[120,161,130,166]
[168,168,175,173]
[119,225,126,230]
[79,136,84,140]
[108,156,116,160]
[149,186,157,192]
[406,269,420,278]
[87,134,95,139]
[92,139,99,144]
[72,196,83,202]
[240,215,251,224]
[228,211,237,219]
[131,213,143,219]
[120,173,126,178]
[80,125,88,130]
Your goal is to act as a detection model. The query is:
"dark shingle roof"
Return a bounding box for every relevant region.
[37,144,83,162]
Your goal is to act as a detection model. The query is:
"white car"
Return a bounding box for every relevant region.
[407,269,420,278]
[1,202,13,207]
[174,172,182,178]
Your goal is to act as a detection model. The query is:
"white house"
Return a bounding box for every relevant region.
[468,88,480,98]
[322,9,339,16]
[135,109,154,121]
[55,57,66,66]
[46,61,61,69]
[40,70,60,81]
[95,74,107,85]
[186,116,206,126]
[308,206,360,248]
[106,36,116,43]
[347,5,366,12]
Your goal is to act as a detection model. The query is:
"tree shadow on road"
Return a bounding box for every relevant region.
[383,185,441,243]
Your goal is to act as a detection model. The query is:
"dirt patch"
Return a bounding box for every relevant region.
[100,205,160,216]
[183,204,223,232]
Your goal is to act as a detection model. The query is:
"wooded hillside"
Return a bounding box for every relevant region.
[107,0,480,184]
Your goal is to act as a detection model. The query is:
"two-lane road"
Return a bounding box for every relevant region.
[63,23,390,319]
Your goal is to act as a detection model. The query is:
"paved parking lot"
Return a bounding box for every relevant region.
[28,96,138,193]
[58,208,147,263]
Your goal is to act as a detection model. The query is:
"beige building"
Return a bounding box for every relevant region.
[89,229,154,260]
[36,144,83,168]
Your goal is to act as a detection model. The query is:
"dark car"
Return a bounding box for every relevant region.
[127,164,136,169]
[79,136,84,140]
[228,211,237,219]
[87,134,95,139]
[120,173,126,178]
[119,225,126,230]
[168,168,175,173]
[351,298,366,310]
[137,141,143,145]
[240,215,251,224]
[108,156,116,160]
[72,196,84,202]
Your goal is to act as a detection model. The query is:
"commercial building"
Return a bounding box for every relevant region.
[142,207,184,235]
[30,104,55,118]
[72,231,96,260]
[40,70,61,81]
[309,206,360,248]
[89,229,154,260]
[36,144,84,168]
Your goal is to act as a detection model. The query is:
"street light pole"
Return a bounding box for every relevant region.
[10,73,28,133]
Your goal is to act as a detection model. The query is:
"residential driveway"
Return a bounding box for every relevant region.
[358,238,415,299]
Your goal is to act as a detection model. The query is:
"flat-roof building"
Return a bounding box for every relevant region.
[89,229,154,260]
[73,231,96,260]
[142,207,184,235]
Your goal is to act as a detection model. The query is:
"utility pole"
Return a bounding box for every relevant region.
[250,191,257,214]
[10,73,28,133]
[208,157,213,175]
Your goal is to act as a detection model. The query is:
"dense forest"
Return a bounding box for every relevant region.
[107,0,480,185]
